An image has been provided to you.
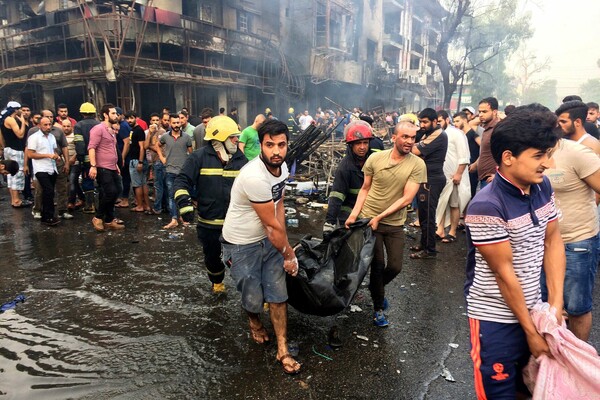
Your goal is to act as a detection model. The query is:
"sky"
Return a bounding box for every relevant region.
[513,0,600,98]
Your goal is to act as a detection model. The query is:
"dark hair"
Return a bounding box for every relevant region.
[437,110,450,120]
[162,106,171,112]
[562,95,582,103]
[479,97,498,111]
[100,104,115,120]
[201,107,214,119]
[162,112,170,118]
[491,105,559,165]
[150,112,160,119]
[124,110,136,118]
[418,108,437,121]
[555,100,588,124]
[219,107,225,114]
[56,103,68,110]
[504,105,516,115]
[231,107,237,112]
[453,111,468,120]
[20,103,30,109]
[587,102,599,111]
[178,110,189,117]
[169,113,179,120]
[1,159,19,175]
[258,120,289,143]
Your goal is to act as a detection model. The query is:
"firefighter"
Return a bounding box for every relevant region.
[173,116,248,293]
[323,120,375,236]
[73,102,100,213]
[286,107,299,137]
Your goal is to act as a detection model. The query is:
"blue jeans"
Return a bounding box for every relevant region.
[153,161,166,212]
[222,238,287,313]
[541,234,599,316]
[165,172,178,219]
[68,163,85,203]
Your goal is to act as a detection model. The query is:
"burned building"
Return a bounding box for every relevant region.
[0,0,443,123]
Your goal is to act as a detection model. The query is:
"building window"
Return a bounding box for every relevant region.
[238,10,249,33]
[200,4,212,23]
[410,55,421,70]
[0,1,7,26]
[58,0,69,10]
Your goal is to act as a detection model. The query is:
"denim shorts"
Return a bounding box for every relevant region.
[541,234,599,316]
[129,159,148,187]
[222,238,287,313]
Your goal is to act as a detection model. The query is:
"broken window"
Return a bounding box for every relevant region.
[315,1,352,51]
[0,1,7,26]
[238,10,250,33]
[200,4,212,23]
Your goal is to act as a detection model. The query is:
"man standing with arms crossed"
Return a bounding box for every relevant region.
[345,121,426,327]
[465,106,565,399]
[88,104,124,232]
[222,120,301,374]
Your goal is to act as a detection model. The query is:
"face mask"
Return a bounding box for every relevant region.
[225,137,238,154]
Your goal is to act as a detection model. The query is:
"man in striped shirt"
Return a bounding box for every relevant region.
[464,105,565,399]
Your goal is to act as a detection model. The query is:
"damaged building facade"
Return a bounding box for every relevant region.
[0,0,444,125]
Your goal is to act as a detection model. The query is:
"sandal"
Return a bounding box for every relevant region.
[435,234,444,241]
[409,245,424,251]
[442,234,456,243]
[249,325,270,345]
[410,250,437,259]
[277,353,301,375]
[408,221,420,227]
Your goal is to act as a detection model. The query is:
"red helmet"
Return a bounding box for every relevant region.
[345,120,374,143]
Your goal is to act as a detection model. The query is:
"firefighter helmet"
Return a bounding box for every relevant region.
[344,120,374,143]
[79,102,96,114]
[288,107,294,114]
[204,116,240,142]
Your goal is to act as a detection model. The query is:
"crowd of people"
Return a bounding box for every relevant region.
[1,95,600,394]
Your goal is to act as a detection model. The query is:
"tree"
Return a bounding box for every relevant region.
[433,0,532,109]
[511,46,551,104]
[580,79,600,102]
[522,79,558,108]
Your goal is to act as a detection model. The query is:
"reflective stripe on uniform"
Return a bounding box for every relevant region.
[200,168,240,178]
[197,216,225,226]
[179,205,194,215]
[174,189,189,199]
[341,205,353,214]
[348,188,360,194]
[329,191,346,201]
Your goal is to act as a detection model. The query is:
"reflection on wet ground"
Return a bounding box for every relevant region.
[1,199,599,399]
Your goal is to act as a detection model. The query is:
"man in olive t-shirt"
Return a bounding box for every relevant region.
[346,121,426,327]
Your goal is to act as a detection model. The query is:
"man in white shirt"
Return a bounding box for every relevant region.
[298,110,314,131]
[27,117,60,226]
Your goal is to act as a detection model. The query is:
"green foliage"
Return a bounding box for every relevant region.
[580,79,600,103]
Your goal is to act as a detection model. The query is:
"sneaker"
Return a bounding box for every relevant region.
[42,217,61,227]
[104,219,125,230]
[373,311,389,327]
[60,212,74,220]
[212,283,226,293]
[92,217,105,232]
[32,211,42,219]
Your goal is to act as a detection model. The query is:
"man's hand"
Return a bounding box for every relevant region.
[468,162,477,173]
[526,331,551,359]
[283,256,299,277]
[452,172,462,185]
[89,167,97,179]
[23,164,29,175]
[136,161,143,172]
[62,163,69,174]
[368,216,380,231]
[345,214,357,229]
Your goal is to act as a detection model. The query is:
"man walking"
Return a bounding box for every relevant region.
[222,120,301,374]
[88,104,124,232]
[345,121,426,326]
[174,116,247,293]
[239,114,265,161]
[465,105,565,399]
[125,111,151,212]
[27,117,61,226]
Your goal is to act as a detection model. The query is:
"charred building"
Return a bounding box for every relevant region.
[0,0,444,123]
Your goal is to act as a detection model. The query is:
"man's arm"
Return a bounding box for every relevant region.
[121,137,130,164]
[368,180,420,230]
[477,242,552,358]
[251,199,298,276]
[5,116,26,139]
[345,174,372,228]
[542,219,565,321]
[239,141,246,153]
[88,148,97,179]
[453,164,468,185]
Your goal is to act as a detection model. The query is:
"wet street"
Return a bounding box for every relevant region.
[1,195,599,400]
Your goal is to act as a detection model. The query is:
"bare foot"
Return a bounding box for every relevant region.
[163,219,178,229]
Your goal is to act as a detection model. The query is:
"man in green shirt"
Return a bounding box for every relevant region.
[239,114,266,160]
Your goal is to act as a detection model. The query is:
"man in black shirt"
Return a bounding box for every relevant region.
[125,111,151,212]
[411,108,448,259]
[454,111,480,198]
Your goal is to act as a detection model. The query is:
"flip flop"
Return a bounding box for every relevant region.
[129,208,145,212]
[115,203,129,208]
[442,234,456,243]
[408,221,420,227]
[410,250,437,259]
[435,234,444,241]
[409,245,424,251]
[277,353,301,375]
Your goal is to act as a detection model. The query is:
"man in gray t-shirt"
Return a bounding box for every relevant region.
[159,114,192,229]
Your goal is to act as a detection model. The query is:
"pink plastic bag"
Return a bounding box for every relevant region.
[523,303,600,399]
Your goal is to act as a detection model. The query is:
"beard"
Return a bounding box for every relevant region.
[261,151,284,169]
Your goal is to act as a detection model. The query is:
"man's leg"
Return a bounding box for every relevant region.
[55,161,69,216]
[197,226,226,289]
[417,183,428,249]
[152,162,165,212]
[569,313,592,341]
[119,159,131,207]
[35,172,56,222]
[382,225,405,285]
[270,302,300,373]
[424,181,444,254]
[368,229,386,311]
[164,172,178,228]
[448,206,460,237]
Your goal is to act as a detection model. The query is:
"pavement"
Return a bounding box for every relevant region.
[0,194,599,399]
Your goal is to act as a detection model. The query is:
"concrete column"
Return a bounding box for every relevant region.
[43,89,55,111]
[174,84,186,113]
[218,89,227,115]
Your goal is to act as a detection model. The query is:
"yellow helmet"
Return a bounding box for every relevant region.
[288,107,294,114]
[204,116,240,142]
[265,107,271,114]
[79,102,96,114]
